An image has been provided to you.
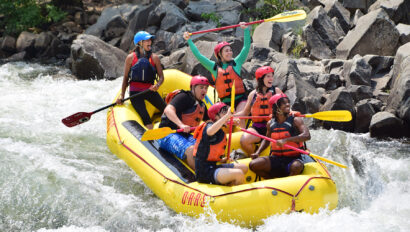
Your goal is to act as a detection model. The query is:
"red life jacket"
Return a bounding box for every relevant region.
[165,90,205,127]
[270,116,304,157]
[251,91,272,122]
[193,122,227,162]
[212,62,245,99]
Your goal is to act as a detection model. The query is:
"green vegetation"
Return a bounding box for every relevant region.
[291,39,306,58]
[242,0,298,21]
[201,12,222,27]
[0,0,67,36]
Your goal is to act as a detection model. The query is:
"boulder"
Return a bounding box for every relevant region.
[323,0,351,33]
[253,22,287,51]
[386,42,410,126]
[85,4,139,38]
[1,35,16,53]
[344,56,372,86]
[336,9,400,59]
[320,87,356,132]
[34,32,53,52]
[341,0,377,12]
[183,40,217,78]
[119,4,156,51]
[347,85,373,103]
[301,0,324,10]
[355,99,376,133]
[363,54,394,76]
[149,1,188,33]
[368,0,410,25]
[281,32,297,55]
[273,59,322,114]
[396,23,410,45]
[315,73,342,90]
[369,111,404,138]
[103,16,127,40]
[16,31,38,57]
[162,48,186,70]
[352,9,364,28]
[216,1,242,26]
[184,1,217,21]
[69,34,127,80]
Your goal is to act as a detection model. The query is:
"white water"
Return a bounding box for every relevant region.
[0,62,409,232]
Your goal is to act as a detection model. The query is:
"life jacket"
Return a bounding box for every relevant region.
[193,122,227,162]
[270,116,304,157]
[165,90,205,127]
[212,62,245,99]
[129,51,156,84]
[251,91,273,123]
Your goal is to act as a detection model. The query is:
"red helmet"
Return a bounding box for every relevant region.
[269,93,288,106]
[214,41,231,58]
[208,102,227,121]
[190,75,210,86]
[255,66,274,80]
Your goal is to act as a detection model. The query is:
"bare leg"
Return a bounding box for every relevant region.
[240,129,262,155]
[215,168,245,185]
[146,124,153,130]
[235,101,247,128]
[289,160,304,176]
[249,157,271,179]
[184,145,195,170]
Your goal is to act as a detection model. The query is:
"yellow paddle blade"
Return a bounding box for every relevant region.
[305,110,352,122]
[265,10,307,23]
[231,80,235,112]
[309,153,347,169]
[140,127,176,141]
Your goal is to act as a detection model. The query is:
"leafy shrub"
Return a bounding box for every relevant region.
[242,0,298,21]
[201,12,222,27]
[0,0,67,36]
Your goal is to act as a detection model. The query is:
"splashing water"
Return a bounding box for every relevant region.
[0,62,409,232]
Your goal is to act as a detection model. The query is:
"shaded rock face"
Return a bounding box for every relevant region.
[386,43,410,126]
[69,34,127,80]
[355,99,376,133]
[368,0,410,25]
[369,111,404,138]
[336,9,400,59]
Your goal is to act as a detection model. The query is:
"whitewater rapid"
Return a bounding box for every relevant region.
[0,62,409,232]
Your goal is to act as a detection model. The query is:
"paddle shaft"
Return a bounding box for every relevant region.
[92,90,149,114]
[190,20,264,35]
[241,128,347,168]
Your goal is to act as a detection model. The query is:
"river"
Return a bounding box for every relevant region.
[0,62,409,232]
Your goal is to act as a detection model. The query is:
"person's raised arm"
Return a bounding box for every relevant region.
[206,107,232,136]
[183,32,216,75]
[234,24,251,67]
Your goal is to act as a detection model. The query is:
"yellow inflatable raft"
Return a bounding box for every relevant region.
[106,69,338,226]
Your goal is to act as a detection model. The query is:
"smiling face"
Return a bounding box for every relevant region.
[219,46,233,62]
[139,39,152,52]
[263,72,274,88]
[278,97,291,114]
[192,84,209,101]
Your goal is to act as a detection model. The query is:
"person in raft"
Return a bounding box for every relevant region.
[249,93,311,179]
[235,66,283,155]
[193,102,248,185]
[116,31,166,129]
[157,75,210,170]
[183,22,251,127]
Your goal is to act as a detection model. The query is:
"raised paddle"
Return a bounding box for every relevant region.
[234,110,352,122]
[241,128,347,168]
[226,81,235,161]
[62,90,149,128]
[141,126,196,141]
[189,10,306,35]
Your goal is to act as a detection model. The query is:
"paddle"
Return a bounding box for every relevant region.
[234,110,352,122]
[189,10,306,35]
[226,81,235,161]
[62,90,149,128]
[241,128,347,168]
[141,126,196,141]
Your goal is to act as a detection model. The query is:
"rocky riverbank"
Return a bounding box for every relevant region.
[1,0,409,138]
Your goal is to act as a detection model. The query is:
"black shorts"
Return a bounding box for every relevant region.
[269,155,303,178]
[251,124,267,136]
[195,162,234,184]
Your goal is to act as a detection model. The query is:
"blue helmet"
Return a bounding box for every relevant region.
[133,31,155,45]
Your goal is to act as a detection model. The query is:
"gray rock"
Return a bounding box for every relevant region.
[336,9,400,59]
[85,4,139,38]
[363,54,394,76]
[355,99,376,133]
[315,73,342,90]
[369,111,404,138]
[396,23,410,45]
[16,31,38,56]
[320,87,356,132]
[352,9,364,28]
[368,0,410,25]
[104,16,127,40]
[119,4,156,51]
[342,0,377,11]
[253,22,285,51]
[323,0,351,33]
[69,34,127,80]
[1,35,16,53]
[303,24,334,60]
[183,39,217,78]
[273,59,322,114]
[347,84,373,103]
[184,1,217,21]
[34,32,53,52]
[345,56,372,86]
[2,51,27,62]
[386,43,410,125]
[162,48,186,70]
[281,32,297,55]
[301,0,324,10]
[153,1,188,32]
